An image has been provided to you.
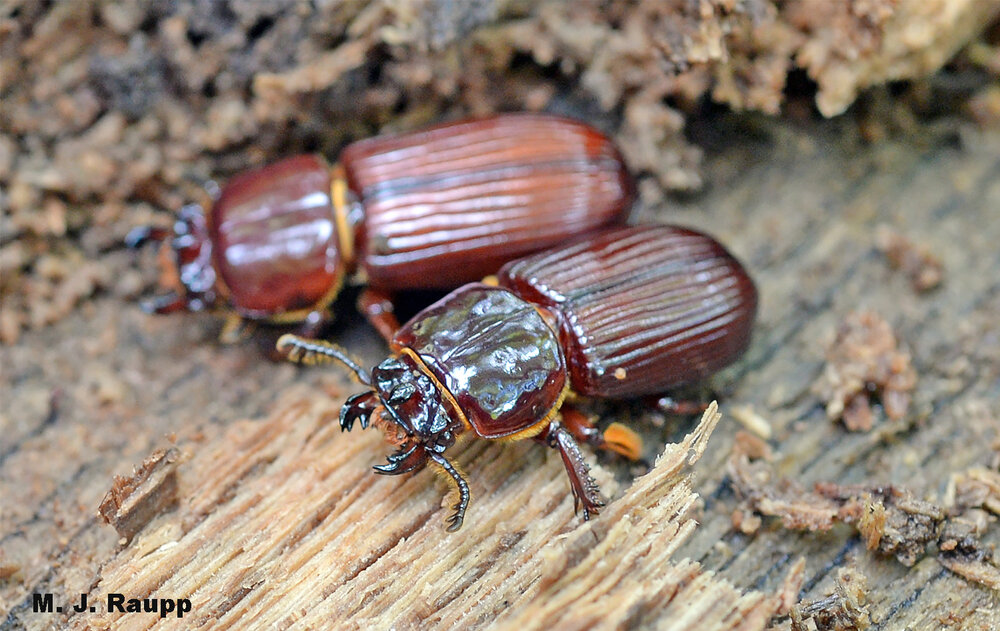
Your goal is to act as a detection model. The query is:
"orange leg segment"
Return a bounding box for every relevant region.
[357,288,401,344]
[560,405,643,461]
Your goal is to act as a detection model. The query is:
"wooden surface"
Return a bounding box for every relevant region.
[3,116,1000,629]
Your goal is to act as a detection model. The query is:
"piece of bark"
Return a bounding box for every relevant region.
[98,447,180,543]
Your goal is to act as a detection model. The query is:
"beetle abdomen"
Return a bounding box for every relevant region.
[392,284,567,439]
[341,114,634,290]
[498,225,758,398]
[210,155,346,319]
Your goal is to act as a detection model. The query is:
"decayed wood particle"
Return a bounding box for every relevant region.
[788,567,871,631]
[874,225,944,293]
[728,440,1000,591]
[812,311,917,431]
[98,447,181,543]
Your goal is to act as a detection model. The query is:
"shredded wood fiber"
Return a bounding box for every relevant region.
[73,400,795,629]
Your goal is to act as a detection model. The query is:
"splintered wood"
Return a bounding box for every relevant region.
[98,447,180,543]
[72,399,786,629]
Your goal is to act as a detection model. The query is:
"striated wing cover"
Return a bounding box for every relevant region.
[341,114,634,289]
[499,225,758,398]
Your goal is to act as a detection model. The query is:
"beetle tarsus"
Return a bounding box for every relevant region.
[428,451,469,532]
[125,225,169,249]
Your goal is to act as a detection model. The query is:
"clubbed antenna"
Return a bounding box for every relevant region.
[276,334,372,385]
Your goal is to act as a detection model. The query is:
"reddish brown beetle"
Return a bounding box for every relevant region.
[278,225,758,530]
[129,114,634,341]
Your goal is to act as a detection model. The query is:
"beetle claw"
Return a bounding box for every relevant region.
[339,407,368,432]
[373,443,423,475]
[445,511,465,532]
[340,392,379,432]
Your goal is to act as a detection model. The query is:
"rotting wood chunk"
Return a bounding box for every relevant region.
[789,567,871,631]
[817,483,943,567]
[730,443,1000,588]
[728,432,839,532]
[951,466,1000,516]
[98,447,180,543]
[875,225,944,293]
[812,311,917,431]
[937,516,1000,590]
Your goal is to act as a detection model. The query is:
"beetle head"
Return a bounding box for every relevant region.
[370,354,453,446]
[126,203,220,314]
[334,353,456,477]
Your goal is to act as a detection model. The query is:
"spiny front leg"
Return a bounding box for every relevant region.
[428,452,470,532]
[372,443,426,475]
[340,392,380,431]
[536,421,605,520]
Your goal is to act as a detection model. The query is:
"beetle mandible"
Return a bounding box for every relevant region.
[129,114,635,342]
[278,225,758,530]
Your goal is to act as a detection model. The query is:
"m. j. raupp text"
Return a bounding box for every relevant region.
[32,592,192,618]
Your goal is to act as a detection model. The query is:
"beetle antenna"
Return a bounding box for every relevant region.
[428,452,470,532]
[276,334,371,385]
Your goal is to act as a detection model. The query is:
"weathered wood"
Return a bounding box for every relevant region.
[41,402,789,630]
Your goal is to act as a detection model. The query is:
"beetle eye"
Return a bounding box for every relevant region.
[388,383,416,403]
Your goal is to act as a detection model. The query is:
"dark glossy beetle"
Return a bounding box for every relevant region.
[129,114,634,341]
[278,225,758,530]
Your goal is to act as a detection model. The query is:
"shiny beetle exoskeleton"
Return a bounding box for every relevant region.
[278,225,758,530]
[129,114,635,341]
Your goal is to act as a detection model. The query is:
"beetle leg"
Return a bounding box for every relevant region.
[340,391,380,431]
[427,451,470,532]
[560,405,643,461]
[140,291,187,314]
[125,225,169,249]
[536,421,605,520]
[219,313,256,344]
[296,309,331,339]
[373,442,426,475]
[653,396,709,416]
[357,288,401,344]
